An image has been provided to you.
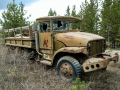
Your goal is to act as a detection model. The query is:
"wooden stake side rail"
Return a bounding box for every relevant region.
[4,26,35,48]
[5,38,35,48]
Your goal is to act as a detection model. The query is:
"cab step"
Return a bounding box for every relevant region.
[40,60,52,66]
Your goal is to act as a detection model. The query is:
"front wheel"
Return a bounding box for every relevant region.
[57,56,83,82]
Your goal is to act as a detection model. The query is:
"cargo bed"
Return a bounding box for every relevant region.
[5,38,35,48]
[4,26,35,48]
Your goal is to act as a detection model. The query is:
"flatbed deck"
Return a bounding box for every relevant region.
[5,38,35,48]
[4,26,35,48]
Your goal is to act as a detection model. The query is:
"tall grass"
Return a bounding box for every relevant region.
[0,46,72,90]
[0,45,120,90]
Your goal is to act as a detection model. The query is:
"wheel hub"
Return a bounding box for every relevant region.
[60,62,74,79]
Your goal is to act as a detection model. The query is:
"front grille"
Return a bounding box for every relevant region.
[88,39,106,56]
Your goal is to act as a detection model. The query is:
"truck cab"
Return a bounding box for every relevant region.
[35,16,118,81]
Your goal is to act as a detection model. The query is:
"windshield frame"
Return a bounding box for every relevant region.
[36,16,82,33]
[52,19,81,32]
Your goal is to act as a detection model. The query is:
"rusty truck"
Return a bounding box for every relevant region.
[4,16,119,82]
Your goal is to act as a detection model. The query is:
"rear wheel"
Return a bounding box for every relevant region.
[27,51,37,63]
[57,56,83,82]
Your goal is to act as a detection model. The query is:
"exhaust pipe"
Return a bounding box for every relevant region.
[35,30,43,56]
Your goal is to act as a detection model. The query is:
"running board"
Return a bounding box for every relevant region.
[40,60,52,66]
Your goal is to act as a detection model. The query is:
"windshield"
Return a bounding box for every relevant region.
[52,20,81,31]
[69,21,80,30]
[53,21,68,31]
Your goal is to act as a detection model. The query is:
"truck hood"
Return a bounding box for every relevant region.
[54,32,104,47]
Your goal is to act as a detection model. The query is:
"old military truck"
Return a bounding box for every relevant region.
[4,16,119,82]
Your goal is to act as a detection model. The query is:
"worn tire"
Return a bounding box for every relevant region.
[27,51,37,63]
[57,56,82,82]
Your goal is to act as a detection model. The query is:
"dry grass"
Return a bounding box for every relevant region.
[0,45,120,90]
[0,45,72,90]
[84,71,120,90]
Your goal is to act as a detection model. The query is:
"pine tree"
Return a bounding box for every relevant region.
[65,5,70,16]
[71,5,76,17]
[100,0,112,41]
[48,8,57,16]
[0,0,31,29]
[110,0,120,47]
[79,0,99,34]
[100,0,120,47]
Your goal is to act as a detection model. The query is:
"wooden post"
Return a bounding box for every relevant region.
[20,27,22,39]
[50,19,53,54]
[8,29,10,38]
[29,26,32,39]
[20,27,23,45]
[13,28,16,44]
[14,28,15,38]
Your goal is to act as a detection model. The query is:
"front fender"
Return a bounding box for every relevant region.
[82,51,119,72]
[54,47,87,56]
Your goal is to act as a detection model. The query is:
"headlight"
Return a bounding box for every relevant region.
[88,43,91,47]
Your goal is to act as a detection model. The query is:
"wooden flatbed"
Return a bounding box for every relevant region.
[4,26,35,48]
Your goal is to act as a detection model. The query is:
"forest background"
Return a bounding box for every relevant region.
[0,0,120,48]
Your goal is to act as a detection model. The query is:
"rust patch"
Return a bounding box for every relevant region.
[64,34,74,39]
[64,48,67,51]
[43,39,48,47]
[81,49,84,52]
[43,36,49,47]
[83,38,87,40]
[70,49,75,53]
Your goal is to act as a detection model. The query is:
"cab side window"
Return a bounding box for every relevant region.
[38,21,50,32]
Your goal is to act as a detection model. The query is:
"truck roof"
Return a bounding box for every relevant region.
[36,16,82,23]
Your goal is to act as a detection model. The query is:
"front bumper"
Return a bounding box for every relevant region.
[82,51,118,72]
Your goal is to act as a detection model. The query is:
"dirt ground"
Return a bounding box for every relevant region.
[0,46,120,90]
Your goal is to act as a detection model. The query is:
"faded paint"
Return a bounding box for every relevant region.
[63,34,74,39]
[43,36,48,47]
[36,16,82,23]
[39,33,51,49]
[54,40,65,50]
[55,32,104,47]
[54,47,87,57]
[82,51,118,72]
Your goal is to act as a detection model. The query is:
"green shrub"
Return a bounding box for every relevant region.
[72,78,85,90]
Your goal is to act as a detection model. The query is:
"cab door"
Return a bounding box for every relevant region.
[38,21,53,54]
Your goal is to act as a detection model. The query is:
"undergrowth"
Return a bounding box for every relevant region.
[0,45,120,90]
